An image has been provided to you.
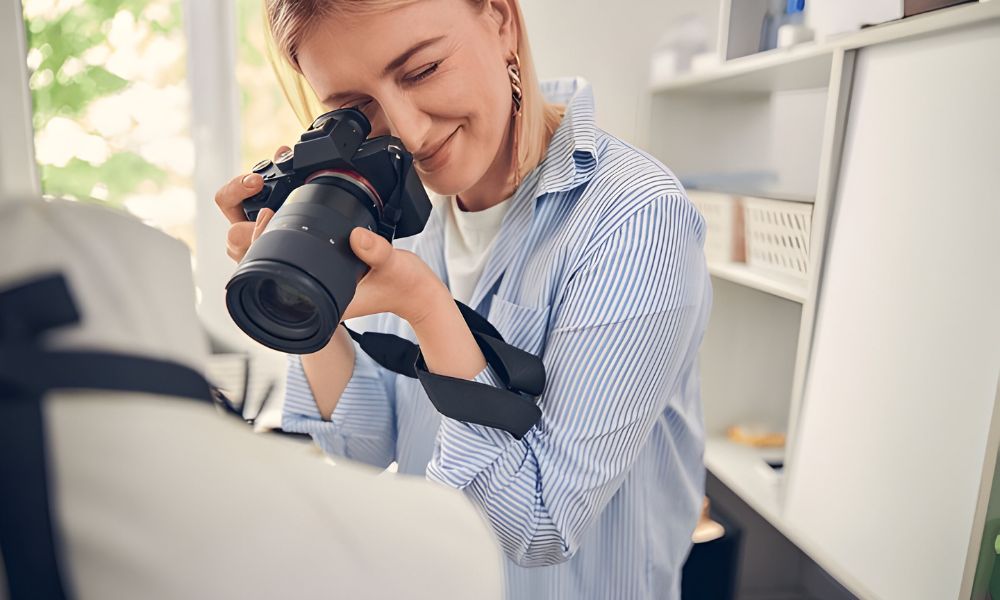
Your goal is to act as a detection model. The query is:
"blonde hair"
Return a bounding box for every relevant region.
[263,0,563,184]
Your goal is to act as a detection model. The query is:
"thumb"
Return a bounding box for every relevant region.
[350,227,393,269]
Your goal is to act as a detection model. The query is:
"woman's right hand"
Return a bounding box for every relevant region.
[215,146,290,262]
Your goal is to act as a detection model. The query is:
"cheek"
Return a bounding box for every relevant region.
[464,65,516,158]
[415,54,516,194]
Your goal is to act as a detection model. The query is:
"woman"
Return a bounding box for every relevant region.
[215,0,713,598]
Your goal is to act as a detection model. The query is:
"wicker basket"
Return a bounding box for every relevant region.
[742,197,812,283]
[688,191,744,264]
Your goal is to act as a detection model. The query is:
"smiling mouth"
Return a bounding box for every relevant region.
[416,128,458,164]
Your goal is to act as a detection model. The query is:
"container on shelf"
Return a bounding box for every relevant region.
[648,14,711,85]
[806,0,903,40]
[777,0,814,48]
[727,423,787,449]
[904,0,976,17]
[742,196,812,284]
[688,190,745,264]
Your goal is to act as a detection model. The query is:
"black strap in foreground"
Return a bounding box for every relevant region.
[0,347,214,600]
[0,272,216,600]
[0,348,215,404]
[342,299,545,439]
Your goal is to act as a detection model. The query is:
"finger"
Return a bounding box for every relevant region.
[252,208,275,243]
[349,227,393,270]
[273,145,292,161]
[226,221,255,262]
[215,172,264,224]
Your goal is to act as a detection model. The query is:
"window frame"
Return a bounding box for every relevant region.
[0,0,40,202]
[182,0,253,350]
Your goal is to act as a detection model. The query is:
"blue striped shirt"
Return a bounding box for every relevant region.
[283,77,712,600]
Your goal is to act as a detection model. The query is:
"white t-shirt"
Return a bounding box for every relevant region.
[442,195,512,305]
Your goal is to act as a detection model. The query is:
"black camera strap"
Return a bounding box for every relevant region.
[342,300,544,439]
[0,274,215,600]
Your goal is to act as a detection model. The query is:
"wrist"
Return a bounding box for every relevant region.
[406,283,455,334]
[409,290,488,379]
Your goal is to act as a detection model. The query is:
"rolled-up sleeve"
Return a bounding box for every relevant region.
[426,194,710,567]
[282,313,399,468]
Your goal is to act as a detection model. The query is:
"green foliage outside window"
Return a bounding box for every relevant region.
[22,0,300,248]
[22,0,192,241]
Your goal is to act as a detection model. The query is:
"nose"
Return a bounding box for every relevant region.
[375,91,432,155]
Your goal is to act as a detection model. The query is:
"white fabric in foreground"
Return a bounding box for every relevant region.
[0,198,504,600]
[1,197,208,373]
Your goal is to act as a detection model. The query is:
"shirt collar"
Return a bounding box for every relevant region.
[531,77,599,197]
[412,78,600,309]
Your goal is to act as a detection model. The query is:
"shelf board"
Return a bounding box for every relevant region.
[651,44,834,95]
[705,436,786,530]
[708,262,808,303]
[686,186,815,205]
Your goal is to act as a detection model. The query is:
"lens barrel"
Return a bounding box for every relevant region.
[226,175,380,353]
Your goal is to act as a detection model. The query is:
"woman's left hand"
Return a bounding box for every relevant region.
[338,226,450,326]
[251,208,448,325]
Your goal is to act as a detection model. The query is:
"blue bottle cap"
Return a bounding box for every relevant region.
[786,0,805,14]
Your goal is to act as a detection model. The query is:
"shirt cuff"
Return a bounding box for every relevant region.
[282,348,398,464]
[281,347,387,435]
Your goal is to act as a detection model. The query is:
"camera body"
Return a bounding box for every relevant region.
[225,108,432,354]
[242,108,430,240]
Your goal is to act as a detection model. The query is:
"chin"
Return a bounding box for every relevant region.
[418,165,481,197]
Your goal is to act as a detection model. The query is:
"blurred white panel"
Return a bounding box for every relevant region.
[785,20,1000,600]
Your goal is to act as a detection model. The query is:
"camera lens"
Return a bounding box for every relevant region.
[258,278,316,326]
[225,176,380,353]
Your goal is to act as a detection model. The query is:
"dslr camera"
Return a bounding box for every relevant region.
[225,108,432,354]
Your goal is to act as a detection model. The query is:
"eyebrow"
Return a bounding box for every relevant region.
[321,36,446,105]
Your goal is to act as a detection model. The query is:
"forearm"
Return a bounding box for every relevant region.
[300,323,355,420]
[299,287,483,421]
[409,288,487,380]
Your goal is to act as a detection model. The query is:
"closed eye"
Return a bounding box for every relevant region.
[406,61,440,84]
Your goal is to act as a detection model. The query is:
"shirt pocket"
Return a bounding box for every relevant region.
[486,294,552,357]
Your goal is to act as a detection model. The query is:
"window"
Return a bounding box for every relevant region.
[22,0,196,248]
[15,0,310,357]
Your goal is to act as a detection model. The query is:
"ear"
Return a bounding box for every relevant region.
[486,0,517,56]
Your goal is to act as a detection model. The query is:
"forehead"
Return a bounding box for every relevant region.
[296,0,479,98]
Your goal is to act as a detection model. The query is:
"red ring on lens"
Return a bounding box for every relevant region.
[305,169,383,211]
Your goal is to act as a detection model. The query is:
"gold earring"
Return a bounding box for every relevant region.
[507,53,523,189]
[507,53,523,117]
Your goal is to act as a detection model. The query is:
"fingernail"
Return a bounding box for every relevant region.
[356,229,373,250]
[242,174,260,187]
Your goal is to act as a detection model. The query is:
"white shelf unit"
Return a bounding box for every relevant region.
[648,3,1000,600]
[650,0,1000,97]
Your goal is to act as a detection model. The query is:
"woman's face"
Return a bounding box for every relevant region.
[296,0,516,196]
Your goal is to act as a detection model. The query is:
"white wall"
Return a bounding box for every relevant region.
[521,0,720,148]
